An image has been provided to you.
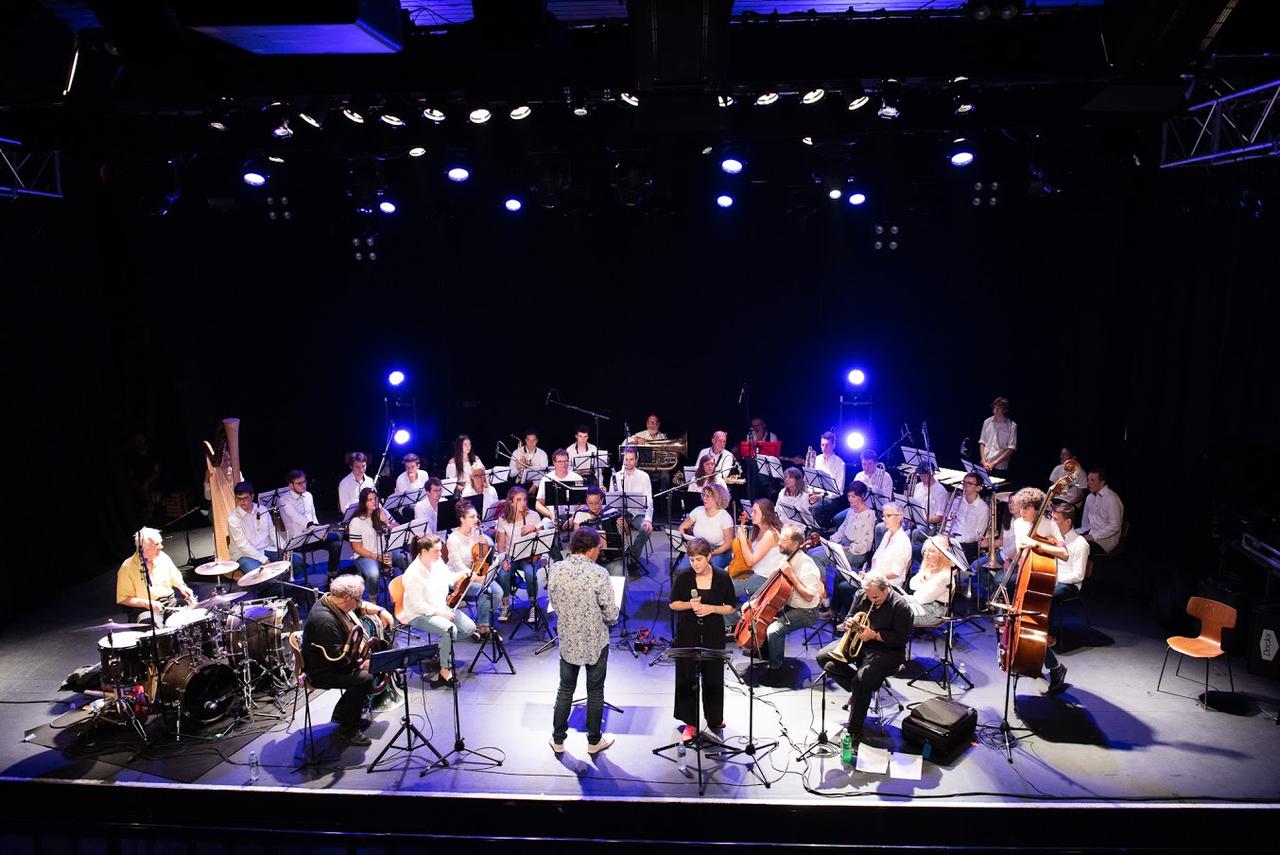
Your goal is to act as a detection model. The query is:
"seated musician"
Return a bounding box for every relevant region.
[776,466,820,528]
[727,498,783,630]
[669,538,736,740]
[986,486,1061,597]
[445,501,502,636]
[337,451,376,514]
[815,570,913,752]
[347,487,409,598]
[627,413,667,444]
[745,417,782,496]
[757,525,824,672]
[300,574,393,746]
[460,462,499,521]
[568,426,602,484]
[1034,500,1088,694]
[695,431,736,486]
[494,485,549,624]
[573,486,625,577]
[1049,447,1087,509]
[971,493,1017,603]
[949,472,990,565]
[1077,467,1124,557]
[510,427,550,485]
[444,434,484,481]
[866,503,912,590]
[688,453,718,492]
[400,534,478,684]
[826,482,879,618]
[610,447,654,570]
[534,449,584,529]
[676,484,734,573]
[228,480,283,575]
[853,449,895,513]
[278,469,345,581]
[911,463,950,536]
[812,431,848,529]
[117,526,195,623]
[747,417,778,444]
[412,477,444,532]
[908,537,957,627]
[392,452,430,522]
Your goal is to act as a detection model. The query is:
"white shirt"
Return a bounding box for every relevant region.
[568,443,600,475]
[912,480,950,522]
[347,514,384,553]
[751,538,783,577]
[1057,527,1090,588]
[854,467,895,506]
[610,466,654,523]
[1049,462,1087,504]
[338,472,376,513]
[776,488,814,525]
[1078,486,1124,553]
[950,495,990,543]
[395,469,431,495]
[536,470,583,504]
[910,565,952,607]
[279,490,319,541]
[400,556,452,622]
[1013,514,1060,549]
[508,447,549,484]
[696,447,737,485]
[412,498,439,532]
[686,506,732,547]
[785,549,823,609]
[460,485,498,517]
[814,451,846,494]
[446,528,490,578]
[834,507,876,555]
[444,456,485,480]
[495,510,544,557]
[870,528,911,588]
[979,416,1018,468]
[228,504,274,563]
[628,429,666,443]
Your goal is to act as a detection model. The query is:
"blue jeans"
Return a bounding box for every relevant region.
[552,646,609,744]
[727,573,768,629]
[454,578,501,626]
[353,557,384,597]
[409,610,476,667]
[290,530,343,579]
[498,559,539,603]
[764,606,821,669]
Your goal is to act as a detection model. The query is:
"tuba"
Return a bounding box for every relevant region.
[203,418,241,562]
[625,434,687,472]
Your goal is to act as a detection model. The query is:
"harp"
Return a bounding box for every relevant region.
[203,418,242,562]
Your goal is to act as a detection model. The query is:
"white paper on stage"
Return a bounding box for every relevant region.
[855,743,890,775]
[889,751,923,780]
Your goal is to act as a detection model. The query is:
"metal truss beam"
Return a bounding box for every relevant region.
[0,138,64,200]
[1161,79,1280,168]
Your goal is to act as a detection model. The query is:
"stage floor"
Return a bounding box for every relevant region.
[2,526,1278,827]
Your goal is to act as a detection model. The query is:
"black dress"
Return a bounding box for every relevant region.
[670,567,736,728]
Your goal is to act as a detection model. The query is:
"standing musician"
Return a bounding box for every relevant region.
[395,452,430,494]
[494,485,548,624]
[812,431,848,529]
[1049,447,1087,508]
[413,477,445,532]
[568,426,602,484]
[979,396,1018,477]
[727,498,784,630]
[776,466,821,527]
[853,449,895,514]
[348,487,408,597]
[867,503,912,590]
[444,434,484,481]
[688,454,719,492]
[338,452,376,514]
[510,428,549,485]
[627,414,667,444]
[669,538,736,741]
[609,448,654,569]
[301,574,393,746]
[228,480,283,575]
[278,469,344,581]
[460,463,499,520]
[1077,467,1125,556]
[400,534,478,684]
[695,431,737,486]
[825,482,879,618]
[676,484,735,573]
[757,525,825,672]
[949,473,991,565]
[908,537,958,626]
[117,527,195,622]
[573,486,625,577]
[815,570,913,753]
[445,501,502,636]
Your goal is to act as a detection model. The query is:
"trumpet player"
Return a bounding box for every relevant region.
[509,428,549,485]
[853,449,895,515]
[815,569,912,754]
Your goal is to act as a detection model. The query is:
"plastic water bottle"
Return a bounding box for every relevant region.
[841,732,854,766]
[676,742,687,772]
[248,751,260,783]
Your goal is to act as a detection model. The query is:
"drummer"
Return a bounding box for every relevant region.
[117,527,194,623]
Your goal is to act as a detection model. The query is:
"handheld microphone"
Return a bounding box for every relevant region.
[691,588,702,624]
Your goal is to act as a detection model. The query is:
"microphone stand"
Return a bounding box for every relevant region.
[422,627,502,776]
[547,391,612,484]
[138,548,169,740]
[374,420,397,496]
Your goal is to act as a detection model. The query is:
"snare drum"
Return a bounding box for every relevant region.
[97,631,147,687]
[225,598,300,684]
[166,608,223,659]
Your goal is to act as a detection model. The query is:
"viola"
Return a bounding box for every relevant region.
[446,540,493,609]
[727,509,754,579]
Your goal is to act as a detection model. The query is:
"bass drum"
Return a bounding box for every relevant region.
[225,599,300,684]
[157,656,238,725]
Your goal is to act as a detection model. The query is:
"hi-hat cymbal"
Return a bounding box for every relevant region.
[196,591,248,609]
[195,559,240,576]
[238,561,290,587]
[79,620,146,633]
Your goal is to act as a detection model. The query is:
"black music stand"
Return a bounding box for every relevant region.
[778,498,821,534]
[467,559,515,675]
[384,487,425,524]
[710,627,776,787]
[907,570,974,697]
[366,643,443,773]
[284,525,334,583]
[651,646,734,796]
[421,628,503,776]
[605,488,650,578]
[508,529,558,641]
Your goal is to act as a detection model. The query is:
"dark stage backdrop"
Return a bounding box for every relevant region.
[3,146,1275,578]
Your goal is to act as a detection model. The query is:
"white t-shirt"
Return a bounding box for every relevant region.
[347,514,384,553]
[785,550,823,609]
[494,510,543,557]
[610,467,654,523]
[910,565,952,607]
[912,480,950,522]
[854,467,895,506]
[980,417,1018,468]
[686,506,732,547]
[950,495,990,543]
[395,469,431,495]
[536,470,583,504]
[775,488,813,525]
[444,456,486,480]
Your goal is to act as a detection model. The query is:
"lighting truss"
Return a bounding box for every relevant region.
[1160,78,1280,168]
[0,138,63,200]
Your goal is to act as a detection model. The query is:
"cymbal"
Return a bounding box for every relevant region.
[195,559,240,577]
[79,620,146,633]
[238,561,290,587]
[196,591,247,609]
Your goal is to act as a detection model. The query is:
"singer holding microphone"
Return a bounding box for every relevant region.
[669,538,736,742]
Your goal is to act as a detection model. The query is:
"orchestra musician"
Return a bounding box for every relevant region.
[445,501,502,637]
[853,449,895,514]
[727,498,784,630]
[811,431,848,529]
[116,526,195,623]
[228,480,283,575]
[395,452,430,494]
[573,486,625,577]
[568,426,602,484]
[535,449,584,528]
[971,492,1018,604]
[444,434,484,481]
[278,469,345,582]
[695,431,736,486]
[688,453,718,492]
[1077,467,1124,556]
[747,417,778,444]
[412,477,445,532]
[347,487,409,597]
[911,463,950,534]
[676,483,734,573]
[776,466,821,528]
[609,447,654,570]
[757,525,825,672]
[1041,500,1088,693]
[825,481,879,619]
[669,538,736,740]
[627,414,667,444]
[494,485,548,624]
[400,534,478,684]
[510,428,549,485]
[337,451,376,514]
[815,570,913,754]
[948,472,990,565]
[908,536,958,626]
[461,462,499,520]
[1049,447,1087,508]
[866,502,912,590]
[745,417,781,496]
[301,574,393,746]
[979,396,1018,477]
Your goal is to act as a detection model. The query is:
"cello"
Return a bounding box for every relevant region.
[999,461,1079,678]
[734,532,820,654]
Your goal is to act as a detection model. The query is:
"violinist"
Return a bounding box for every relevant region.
[494,485,548,624]
[301,574,393,747]
[445,501,502,637]
[573,487,624,577]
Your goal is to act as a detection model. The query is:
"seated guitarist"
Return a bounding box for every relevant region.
[815,570,912,753]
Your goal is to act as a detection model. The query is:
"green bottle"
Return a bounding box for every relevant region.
[841,732,853,765]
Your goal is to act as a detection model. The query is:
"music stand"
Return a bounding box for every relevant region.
[384,488,425,518]
[902,446,938,476]
[907,568,975,697]
[340,504,360,526]
[467,558,515,675]
[480,501,502,527]
[487,465,512,488]
[508,529,558,641]
[962,459,1002,489]
[421,628,503,776]
[893,491,931,529]
[440,477,464,499]
[284,525,334,581]
[366,643,444,773]
[755,455,785,482]
[651,646,734,796]
[605,489,650,576]
[802,536,850,649]
[571,450,609,484]
[386,519,431,552]
[779,499,821,533]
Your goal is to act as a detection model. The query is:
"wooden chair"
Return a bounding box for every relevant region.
[1157,596,1237,710]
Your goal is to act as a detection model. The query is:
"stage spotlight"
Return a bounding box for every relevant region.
[388,370,406,387]
[948,138,976,167]
[801,136,814,146]
[846,82,870,111]
[717,94,735,108]
[828,188,843,200]
[877,79,901,120]
[393,429,411,446]
[951,76,975,115]
[504,197,523,212]
[848,192,867,206]
[755,91,779,106]
[242,159,269,187]
[271,119,293,139]
[379,200,397,214]
[968,3,993,21]
[620,91,639,107]
[845,431,867,451]
[299,111,322,129]
[847,368,866,386]
[408,146,426,157]
[243,170,266,187]
[208,119,228,132]
[716,194,734,208]
[801,86,826,105]
[998,2,1022,21]
[423,107,446,123]
[341,106,364,124]
[571,97,589,117]
[720,157,744,175]
[469,108,492,125]
[447,166,470,183]
[380,112,405,127]
[510,104,532,120]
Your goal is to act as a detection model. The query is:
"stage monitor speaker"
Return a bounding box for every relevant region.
[175,0,402,55]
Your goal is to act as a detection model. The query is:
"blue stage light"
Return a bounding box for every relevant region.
[848,192,867,206]
[948,138,975,167]
[720,158,743,175]
[242,171,266,187]
[393,429,411,446]
[504,197,523,212]
[847,368,866,386]
[716,194,734,208]
[378,200,397,214]
[387,370,405,387]
[845,431,867,451]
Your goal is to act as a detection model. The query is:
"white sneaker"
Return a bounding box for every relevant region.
[548,736,565,754]
[587,734,614,755]
[526,609,537,624]
[498,599,511,623]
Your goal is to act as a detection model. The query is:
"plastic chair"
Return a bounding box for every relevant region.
[1157,596,1237,711]
[388,575,432,648]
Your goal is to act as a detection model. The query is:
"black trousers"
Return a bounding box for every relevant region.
[311,668,373,730]
[815,642,903,737]
[674,654,725,728]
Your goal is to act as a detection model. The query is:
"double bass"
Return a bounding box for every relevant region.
[999,461,1079,678]
[733,532,820,654]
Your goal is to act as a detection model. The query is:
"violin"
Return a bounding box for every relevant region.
[447,540,493,609]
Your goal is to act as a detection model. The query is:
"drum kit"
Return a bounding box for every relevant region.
[84,558,300,740]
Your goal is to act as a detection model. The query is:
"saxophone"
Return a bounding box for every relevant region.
[827,608,871,664]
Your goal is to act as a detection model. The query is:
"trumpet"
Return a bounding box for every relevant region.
[827,608,871,664]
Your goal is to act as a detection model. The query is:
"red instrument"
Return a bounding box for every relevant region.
[999,461,1079,677]
[733,532,820,654]
[738,441,782,459]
